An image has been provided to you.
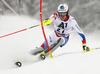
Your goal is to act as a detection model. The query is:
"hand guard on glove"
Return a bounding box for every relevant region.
[83,44,90,52]
[39,19,52,26]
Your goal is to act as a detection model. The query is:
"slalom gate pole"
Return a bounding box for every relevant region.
[40,0,53,58]
[0,24,39,38]
[1,0,19,15]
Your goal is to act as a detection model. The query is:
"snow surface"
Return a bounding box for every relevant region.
[0,15,100,74]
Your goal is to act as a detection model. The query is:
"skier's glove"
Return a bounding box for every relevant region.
[39,19,52,26]
[83,44,90,52]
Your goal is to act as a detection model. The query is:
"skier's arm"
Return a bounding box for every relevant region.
[72,19,90,52]
[39,13,57,26]
[74,25,86,44]
[72,19,86,44]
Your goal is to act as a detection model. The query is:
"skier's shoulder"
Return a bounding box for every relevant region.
[52,13,58,16]
[50,13,58,20]
[69,15,77,23]
[51,13,58,17]
[69,15,75,21]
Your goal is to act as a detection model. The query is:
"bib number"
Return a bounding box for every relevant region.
[57,22,67,33]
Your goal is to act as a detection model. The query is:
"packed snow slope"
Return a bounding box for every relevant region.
[0,15,100,74]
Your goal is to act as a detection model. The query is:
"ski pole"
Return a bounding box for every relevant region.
[0,24,39,38]
[93,47,100,50]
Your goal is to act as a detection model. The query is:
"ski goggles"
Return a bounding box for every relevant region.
[58,12,67,16]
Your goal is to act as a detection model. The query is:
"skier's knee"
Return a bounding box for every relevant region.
[60,36,69,47]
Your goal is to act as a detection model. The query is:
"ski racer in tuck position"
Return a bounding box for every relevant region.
[30,3,91,59]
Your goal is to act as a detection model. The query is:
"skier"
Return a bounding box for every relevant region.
[30,4,91,59]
